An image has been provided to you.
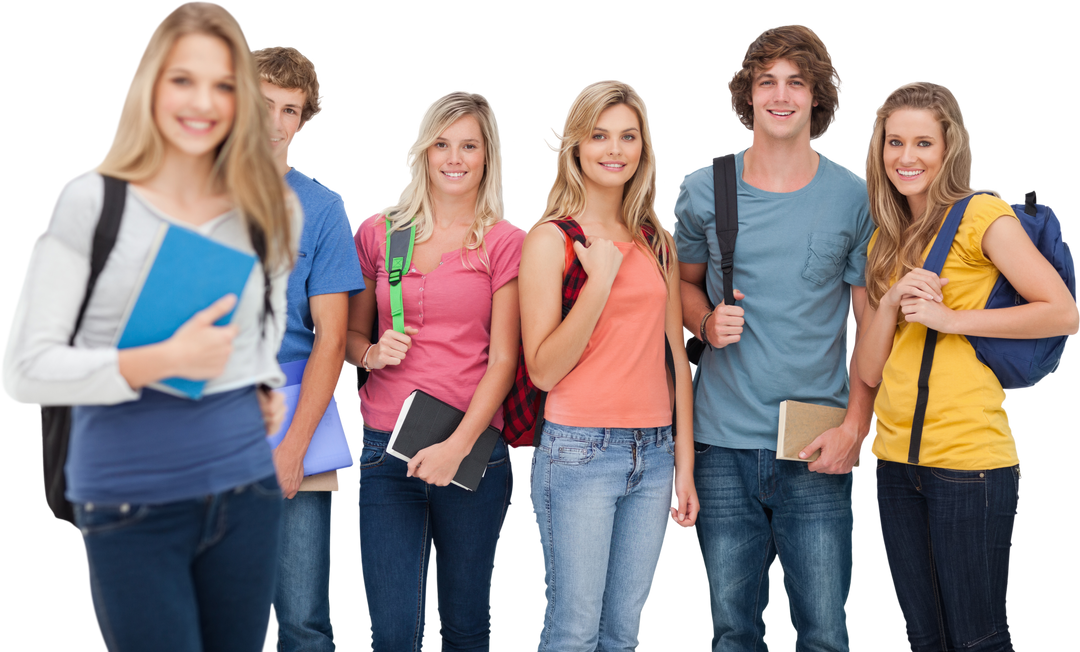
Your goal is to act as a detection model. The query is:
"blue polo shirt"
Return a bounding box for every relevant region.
[279,169,365,364]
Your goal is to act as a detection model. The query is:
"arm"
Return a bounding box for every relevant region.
[518,223,622,391]
[407,280,521,486]
[272,292,348,499]
[801,285,878,474]
[666,260,699,527]
[899,215,1079,338]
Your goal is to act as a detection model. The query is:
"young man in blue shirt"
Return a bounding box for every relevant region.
[255,46,364,652]
[675,26,876,652]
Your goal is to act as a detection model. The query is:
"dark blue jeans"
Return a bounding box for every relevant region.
[75,474,283,652]
[274,491,334,651]
[877,461,1019,652]
[694,445,852,652]
[359,427,512,652]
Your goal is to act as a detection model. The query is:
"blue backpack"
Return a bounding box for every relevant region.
[907,192,1075,464]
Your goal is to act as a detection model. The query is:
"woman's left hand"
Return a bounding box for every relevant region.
[671,471,699,527]
[257,386,286,435]
[407,440,468,487]
[900,294,956,333]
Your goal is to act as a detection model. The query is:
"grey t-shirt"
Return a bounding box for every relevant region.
[4,171,299,406]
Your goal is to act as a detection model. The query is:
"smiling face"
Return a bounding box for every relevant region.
[883,108,945,216]
[577,103,642,194]
[749,58,816,143]
[260,80,304,174]
[426,114,485,204]
[153,33,236,162]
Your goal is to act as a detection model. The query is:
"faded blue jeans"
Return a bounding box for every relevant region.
[75,474,283,652]
[531,422,675,652]
[878,461,1018,652]
[358,427,512,652]
[693,445,852,652]
[274,491,333,651]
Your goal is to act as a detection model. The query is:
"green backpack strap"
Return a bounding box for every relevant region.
[385,222,416,334]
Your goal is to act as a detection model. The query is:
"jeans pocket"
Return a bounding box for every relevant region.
[877,460,887,470]
[694,442,711,454]
[359,444,387,470]
[75,502,151,536]
[487,438,509,468]
[550,438,595,465]
[930,467,987,483]
[801,232,850,285]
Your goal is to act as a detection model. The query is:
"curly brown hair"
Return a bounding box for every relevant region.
[252,46,321,125]
[729,25,839,139]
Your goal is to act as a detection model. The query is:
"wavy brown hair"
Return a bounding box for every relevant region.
[98,2,293,272]
[253,46,322,125]
[864,82,977,309]
[537,80,673,278]
[729,25,839,139]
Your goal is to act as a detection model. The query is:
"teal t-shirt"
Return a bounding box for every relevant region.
[673,150,873,450]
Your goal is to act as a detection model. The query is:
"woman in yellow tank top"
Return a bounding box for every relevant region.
[855,82,1077,652]
[518,81,698,651]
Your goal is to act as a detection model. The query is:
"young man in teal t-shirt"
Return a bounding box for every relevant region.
[674,26,876,652]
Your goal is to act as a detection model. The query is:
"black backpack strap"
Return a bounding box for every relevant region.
[907,194,979,464]
[713,154,738,307]
[71,176,127,344]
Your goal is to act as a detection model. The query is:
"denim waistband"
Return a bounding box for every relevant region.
[543,421,672,446]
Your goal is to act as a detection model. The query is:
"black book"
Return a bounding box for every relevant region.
[388,390,501,491]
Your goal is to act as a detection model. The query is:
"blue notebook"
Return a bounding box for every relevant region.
[266,359,354,475]
[116,223,256,399]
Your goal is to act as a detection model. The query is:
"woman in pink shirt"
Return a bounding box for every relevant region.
[346,92,523,651]
[518,80,698,652]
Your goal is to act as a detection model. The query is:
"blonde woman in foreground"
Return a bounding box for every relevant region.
[4,3,298,651]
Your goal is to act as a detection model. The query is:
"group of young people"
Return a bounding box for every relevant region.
[4,3,1077,652]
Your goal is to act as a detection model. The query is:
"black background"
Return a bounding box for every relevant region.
[10,2,1071,647]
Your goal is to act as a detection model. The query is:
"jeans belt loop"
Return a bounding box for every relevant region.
[602,428,611,450]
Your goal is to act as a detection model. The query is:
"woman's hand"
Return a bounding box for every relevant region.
[671,470,699,527]
[573,236,623,288]
[901,294,957,332]
[368,326,419,369]
[167,294,240,380]
[882,269,949,310]
[407,438,469,487]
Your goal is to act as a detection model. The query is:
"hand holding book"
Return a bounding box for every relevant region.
[407,436,471,487]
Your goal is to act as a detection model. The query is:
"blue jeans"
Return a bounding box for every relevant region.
[694,446,852,652]
[358,427,512,652]
[531,422,675,652]
[274,491,333,651]
[877,461,1018,652]
[75,474,283,652]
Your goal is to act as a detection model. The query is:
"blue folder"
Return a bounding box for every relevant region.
[116,224,256,399]
[266,359,354,475]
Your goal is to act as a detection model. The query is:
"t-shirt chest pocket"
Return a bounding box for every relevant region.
[801,232,850,285]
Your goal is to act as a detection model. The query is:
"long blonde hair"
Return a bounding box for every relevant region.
[865,82,977,309]
[383,92,504,262]
[97,2,292,271]
[537,80,673,277]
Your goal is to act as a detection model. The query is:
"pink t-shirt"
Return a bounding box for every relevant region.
[355,216,525,432]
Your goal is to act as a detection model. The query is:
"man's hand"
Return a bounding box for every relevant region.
[799,419,862,474]
[705,289,746,348]
[273,438,306,499]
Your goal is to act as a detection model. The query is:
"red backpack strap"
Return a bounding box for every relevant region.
[551,218,588,318]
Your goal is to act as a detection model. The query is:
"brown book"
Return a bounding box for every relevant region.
[777,400,855,465]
